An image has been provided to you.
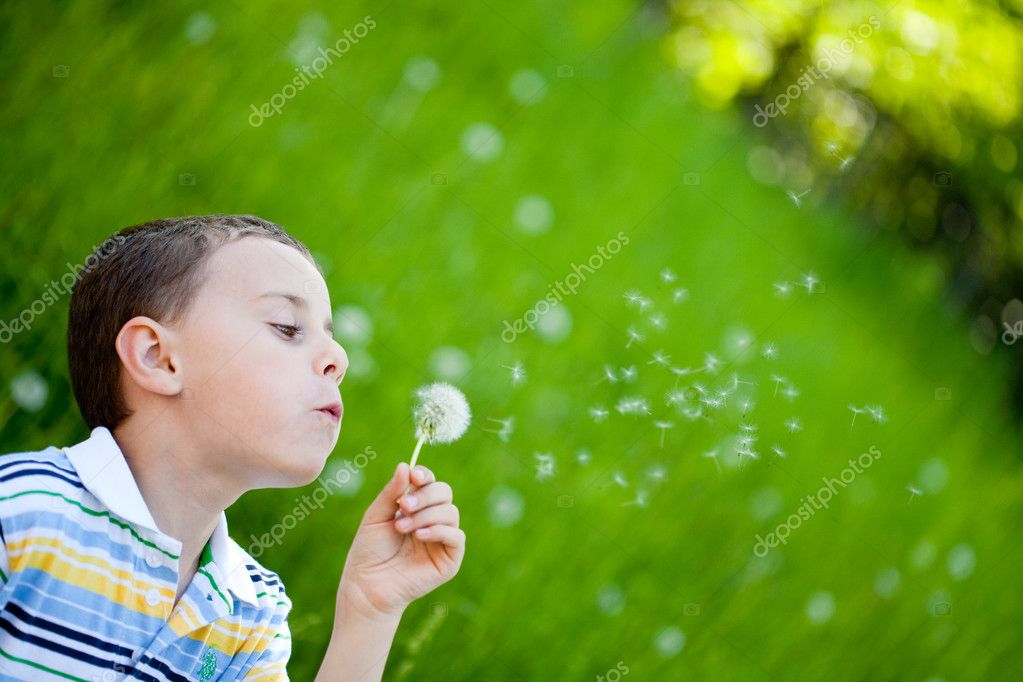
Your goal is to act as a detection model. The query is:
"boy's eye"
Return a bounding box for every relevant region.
[272,323,301,339]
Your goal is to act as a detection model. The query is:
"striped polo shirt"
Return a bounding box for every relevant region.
[0,426,293,681]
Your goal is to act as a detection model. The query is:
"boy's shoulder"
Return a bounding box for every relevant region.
[0,443,81,513]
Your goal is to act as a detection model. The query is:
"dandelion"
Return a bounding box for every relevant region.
[660,268,677,284]
[653,420,675,448]
[501,361,527,386]
[409,382,472,470]
[785,416,802,433]
[483,416,514,443]
[648,350,672,367]
[625,326,645,349]
[761,342,778,360]
[773,281,793,298]
[589,406,610,423]
[534,452,555,480]
[672,288,689,304]
[867,404,887,424]
[619,365,638,383]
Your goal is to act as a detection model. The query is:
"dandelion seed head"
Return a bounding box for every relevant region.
[413,382,472,443]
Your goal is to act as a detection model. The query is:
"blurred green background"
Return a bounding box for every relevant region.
[2,1,1022,680]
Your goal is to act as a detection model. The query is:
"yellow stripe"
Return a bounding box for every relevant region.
[8,537,174,613]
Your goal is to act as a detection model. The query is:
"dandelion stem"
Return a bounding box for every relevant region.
[409,433,428,470]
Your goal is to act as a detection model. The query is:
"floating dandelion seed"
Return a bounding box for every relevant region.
[867,405,887,424]
[598,364,620,385]
[781,385,800,401]
[906,484,923,504]
[665,388,687,406]
[653,421,675,448]
[848,404,866,427]
[827,144,854,170]
[770,444,786,459]
[787,188,810,207]
[672,288,689,304]
[762,342,778,359]
[483,416,514,443]
[612,471,629,488]
[501,361,527,386]
[534,452,555,481]
[703,353,721,374]
[615,396,650,416]
[647,313,667,331]
[799,271,820,294]
[773,281,793,298]
[576,449,592,466]
[589,406,609,423]
[623,289,645,308]
[621,490,649,508]
[771,374,788,397]
[649,350,672,367]
[660,268,677,284]
[409,382,472,470]
[646,463,667,482]
[619,365,638,383]
[702,449,721,473]
[682,406,705,421]
[785,417,803,433]
[625,326,645,349]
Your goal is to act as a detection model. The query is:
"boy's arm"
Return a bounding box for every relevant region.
[314,584,402,682]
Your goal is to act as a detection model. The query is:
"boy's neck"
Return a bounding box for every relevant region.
[112,418,241,591]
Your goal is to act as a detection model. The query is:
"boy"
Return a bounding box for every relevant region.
[0,215,465,680]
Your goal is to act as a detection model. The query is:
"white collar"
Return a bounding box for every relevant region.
[63,426,260,607]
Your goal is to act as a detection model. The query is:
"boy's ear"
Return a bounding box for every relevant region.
[115,316,182,397]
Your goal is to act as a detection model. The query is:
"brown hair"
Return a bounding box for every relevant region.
[68,214,318,430]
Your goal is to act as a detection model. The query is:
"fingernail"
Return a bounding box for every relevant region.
[404,495,418,509]
[396,518,413,531]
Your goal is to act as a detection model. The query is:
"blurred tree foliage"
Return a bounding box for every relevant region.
[665,0,1023,402]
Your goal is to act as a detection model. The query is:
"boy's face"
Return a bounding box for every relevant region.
[170,237,348,488]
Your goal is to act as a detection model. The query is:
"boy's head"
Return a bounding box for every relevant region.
[68,215,348,487]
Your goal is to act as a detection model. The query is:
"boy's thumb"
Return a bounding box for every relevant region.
[363,462,410,524]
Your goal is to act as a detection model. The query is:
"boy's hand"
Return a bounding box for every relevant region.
[337,462,465,620]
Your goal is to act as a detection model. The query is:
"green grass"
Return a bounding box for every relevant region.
[1,1,1021,679]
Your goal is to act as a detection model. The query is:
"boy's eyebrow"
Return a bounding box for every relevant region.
[256,292,334,335]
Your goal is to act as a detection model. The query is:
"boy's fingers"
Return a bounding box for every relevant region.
[398,481,453,514]
[394,503,459,533]
[412,524,466,551]
[395,465,437,502]
[411,466,435,486]
[363,462,411,524]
